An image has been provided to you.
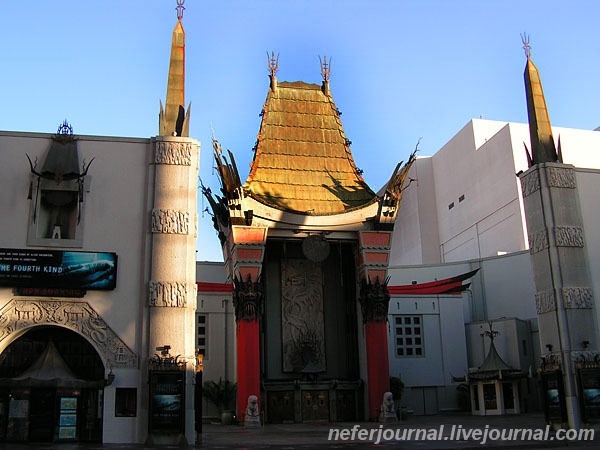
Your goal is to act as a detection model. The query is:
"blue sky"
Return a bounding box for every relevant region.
[2,1,599,262]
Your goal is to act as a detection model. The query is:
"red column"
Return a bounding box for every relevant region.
[236,319,260,421]
[365,320,390,420]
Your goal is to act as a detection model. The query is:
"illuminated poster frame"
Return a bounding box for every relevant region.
[149,371,185,433]
[542,370,567,423]
[579,368,600,422]
[0,248,117,290]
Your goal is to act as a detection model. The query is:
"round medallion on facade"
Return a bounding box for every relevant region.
[302,235,330,262]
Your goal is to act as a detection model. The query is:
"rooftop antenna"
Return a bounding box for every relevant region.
[521,32,531,59]
[176,0,185,21]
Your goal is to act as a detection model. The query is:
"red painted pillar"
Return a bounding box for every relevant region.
[236,319,260,421]
[365,320,390,420]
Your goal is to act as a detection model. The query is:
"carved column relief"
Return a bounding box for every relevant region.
[148,281,191,307]
[359,277,391,323]
[554,226,584,247]
[232,274,263,322]
[520,170,540,197]
[154,141,193,166]
[535,290,556,314]
[151,209,190,234]
[0,299,138,368]
[546,167,576,189]
[528,229,549,254]
[562,287,594,309]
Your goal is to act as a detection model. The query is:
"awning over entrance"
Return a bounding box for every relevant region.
[0,340,104,388]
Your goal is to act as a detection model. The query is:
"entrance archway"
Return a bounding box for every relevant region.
[0,326,105,442]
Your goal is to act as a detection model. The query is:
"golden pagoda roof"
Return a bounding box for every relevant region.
[244,80,376,215]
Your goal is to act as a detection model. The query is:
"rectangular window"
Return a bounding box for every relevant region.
[394,315,424,357]
[115,388,137,417]
[196,314,207,358]
[458,194,465,202]
[448,202,454,210]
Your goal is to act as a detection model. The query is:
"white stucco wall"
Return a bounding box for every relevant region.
[575,168,600,344]
[391,157,440,266]
[0,131,153,444]
[391,119,600,266]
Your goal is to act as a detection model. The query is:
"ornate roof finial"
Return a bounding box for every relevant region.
[481,321,499,342]
[176,0,185,21]
[521,32,531,59]
[267,51,279,77]
[57,119,73,135]
[319,55,331,81]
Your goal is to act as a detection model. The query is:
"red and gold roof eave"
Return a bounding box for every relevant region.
[238,194,382,233]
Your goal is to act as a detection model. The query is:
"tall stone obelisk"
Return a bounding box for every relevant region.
[518,37,597,430]
[147,1,199,445]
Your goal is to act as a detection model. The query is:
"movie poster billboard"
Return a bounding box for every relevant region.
[0,248,117,290]
[149,371,185,433]
[542,371,566,422]
[579,369,600,421]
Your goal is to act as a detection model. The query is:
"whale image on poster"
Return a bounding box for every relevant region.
[0,248,117,290]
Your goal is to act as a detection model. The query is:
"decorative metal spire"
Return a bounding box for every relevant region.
[522,34,560,166]
[521,32,531,59]
[159,0,190,136]
[57,119,74,135]
[319,55,331,81]
[481,321,499,342]
[267,51,279,77]
[176,0,185,21]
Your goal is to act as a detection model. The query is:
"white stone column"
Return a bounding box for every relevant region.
[148,136,199,444]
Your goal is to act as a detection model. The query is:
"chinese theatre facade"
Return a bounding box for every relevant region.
[203,55,415,423]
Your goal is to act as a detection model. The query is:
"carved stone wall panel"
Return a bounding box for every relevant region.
[562,287,593,309]
[572,351,600,368]
[546,167,576,189]
[154,141,192,166]
[554,226,584,247]
[520,171,540,197]
[151,209,190,234]
[281,259,326,373]
[528,229,549,254]
[535,290,556,314]
[0,299,138,368]
[148,281,189,307]
[540,352,563,372]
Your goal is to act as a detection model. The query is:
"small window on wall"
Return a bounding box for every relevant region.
[115,388,137,417]
[196,314,207,358]
[394,315,424,357]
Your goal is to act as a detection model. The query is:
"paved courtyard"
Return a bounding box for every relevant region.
[0,413,598,449]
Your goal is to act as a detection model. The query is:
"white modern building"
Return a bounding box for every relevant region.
[391,118,600,266]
